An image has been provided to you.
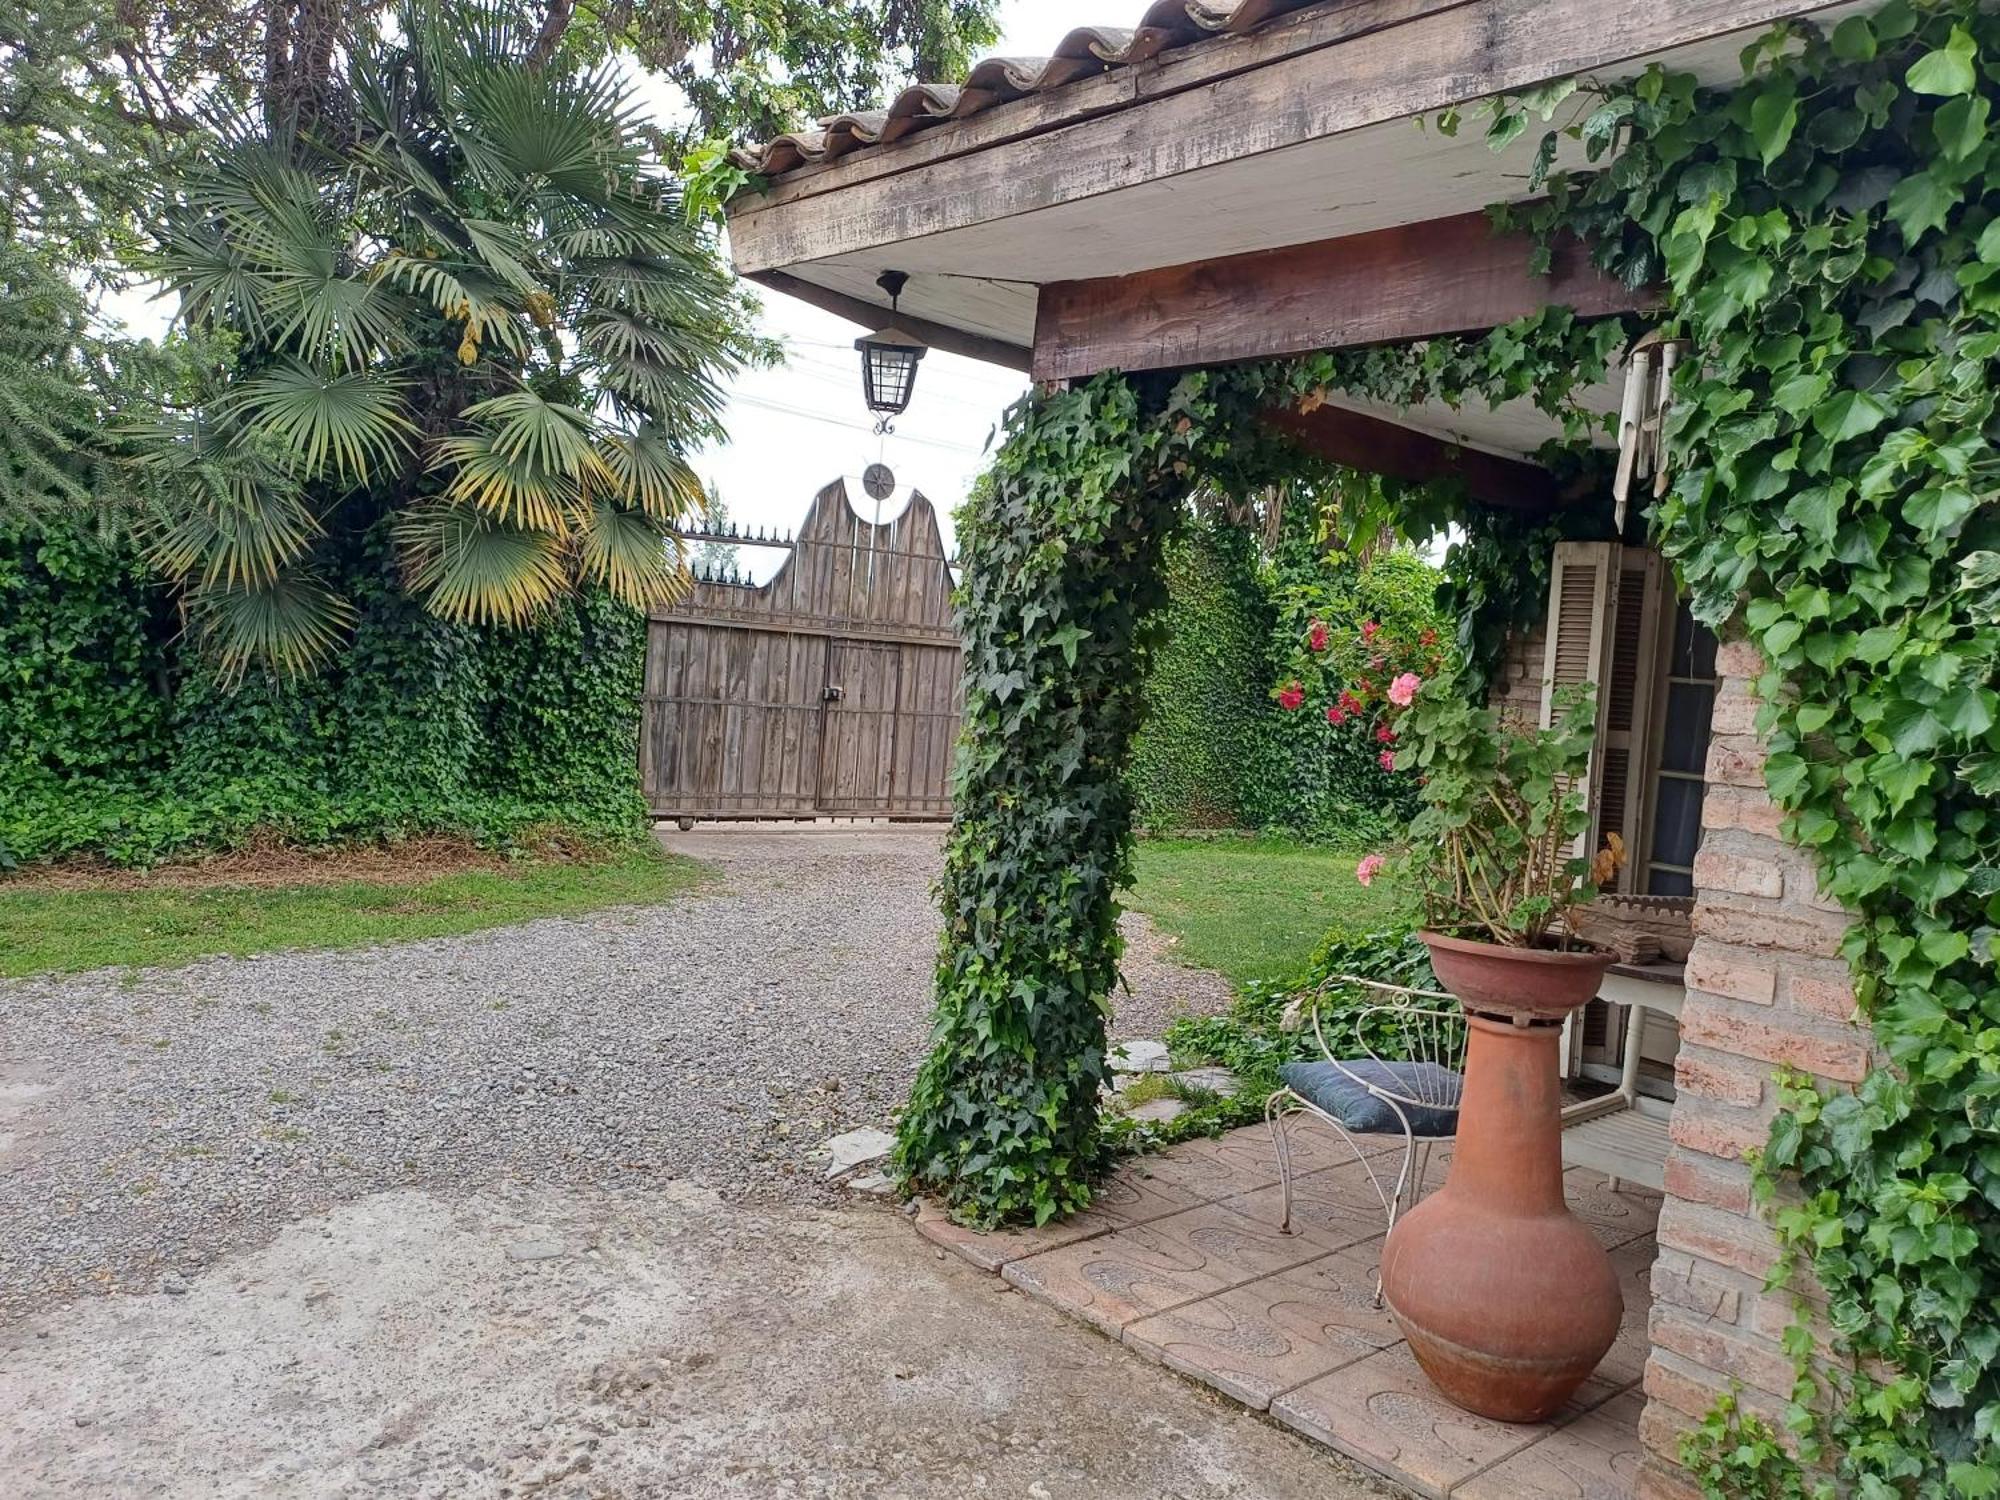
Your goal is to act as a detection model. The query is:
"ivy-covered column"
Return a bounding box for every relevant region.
[895,376,1187,1225]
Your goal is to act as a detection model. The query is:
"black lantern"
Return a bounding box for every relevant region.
[855,270,927,431]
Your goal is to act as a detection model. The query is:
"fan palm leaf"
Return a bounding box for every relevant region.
[432,427,574,533]
[188,570,356,681]
[598,425,706,522]
[574,499,687,608]
[396,500,570,624]
[216,361,417,484]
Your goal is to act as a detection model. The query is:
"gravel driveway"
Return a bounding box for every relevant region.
[0,827,1231,1322]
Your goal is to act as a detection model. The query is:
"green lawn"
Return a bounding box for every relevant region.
[1124,836,1405,988]
[0,845,713,979]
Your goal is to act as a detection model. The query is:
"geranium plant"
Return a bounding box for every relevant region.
[1379,668,1618,947]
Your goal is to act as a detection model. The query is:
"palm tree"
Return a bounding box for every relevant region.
[142,1,753,675]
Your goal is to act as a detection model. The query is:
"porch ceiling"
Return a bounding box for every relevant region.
[725,0,1868,359]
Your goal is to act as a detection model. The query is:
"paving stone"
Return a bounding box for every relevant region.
[1108,1040,1169,1074]
[1564,1169,1666,1250]
[821,1127,896,1179]
[1453,1388,1648,1499]
[1125,1098,1187,1124]
[1168,1066,1240,1098]
[1123,1243,1400,1409]
[912,1163,1208,1271]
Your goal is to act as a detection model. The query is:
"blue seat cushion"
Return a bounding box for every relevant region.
[1280,1059,1461,1137]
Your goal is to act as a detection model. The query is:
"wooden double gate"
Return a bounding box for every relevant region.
[642,480,964,822]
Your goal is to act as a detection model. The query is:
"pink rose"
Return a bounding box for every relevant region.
[1355,853,1385,887]
[1325,704,1346,726]
[1388,671,1422,707]
[1375,723,1396,744]
[1378,750,1397,771]
[1277,681,1305,711]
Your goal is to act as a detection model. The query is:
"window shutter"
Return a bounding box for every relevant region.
[1539,541,1620,864]
[1598,550,1667,892]
[1538,541,1668,887]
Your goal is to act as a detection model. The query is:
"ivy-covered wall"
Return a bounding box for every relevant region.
[1129,513,1449,840]
[0,517,650,866]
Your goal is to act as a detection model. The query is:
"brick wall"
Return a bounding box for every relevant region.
[1490,619,1546,727]
[1634,634,1869,1498]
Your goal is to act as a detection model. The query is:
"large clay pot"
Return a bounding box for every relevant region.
[1378,932,1621,1424]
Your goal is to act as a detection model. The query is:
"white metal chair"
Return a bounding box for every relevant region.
[1264,975,1468,1254]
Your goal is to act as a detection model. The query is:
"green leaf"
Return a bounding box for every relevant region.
[1750,80,1800,165]
[1906,486,1977,539]
[1831,15,1877,62]
[1933,94,1991,161]
[1813,390,1891,442]
[1888,171,1958,243]
[1906,25,1978,98]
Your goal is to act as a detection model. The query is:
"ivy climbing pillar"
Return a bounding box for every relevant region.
[895,377,1187,1225]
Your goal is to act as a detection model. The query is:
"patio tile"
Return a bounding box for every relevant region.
[1453,1388,1648,1499]
[1596,1237,1660,1387]
[1565,1170,1664,1250]
[1270,1344,1628,1498]
[913,1160,1214,1270]
[1001,1201,1332,1334]
[1220,1161,1397,1249]
[1123,1242,1401,1409]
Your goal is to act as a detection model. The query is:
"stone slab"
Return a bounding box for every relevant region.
[1454,1388,1649,1499]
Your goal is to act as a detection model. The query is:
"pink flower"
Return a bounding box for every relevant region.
[1307,620,1329,653]
[1325,704,1347,726]
[1355,853,1385,887]
[1375,722,1396,744]
[1379,750,1397,771]
[1387,671,1422,707]
[1337,691,1363,716]
[1361,620,1380,642]
[1277,681,1305,711]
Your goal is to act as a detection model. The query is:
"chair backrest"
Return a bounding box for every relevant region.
[1308,974,1468,1111]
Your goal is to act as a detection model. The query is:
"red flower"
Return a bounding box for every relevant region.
[1379,750,1397,771]
[1278,681,1305,711]
[1307,620,1329,653]
[1325,704,1346,726]
[1361,620,1380,642]
[1338,691,1364,716]
[1375,723,1396,744]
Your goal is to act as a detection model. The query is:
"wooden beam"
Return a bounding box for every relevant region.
[1265,401,1562,512]
[726,0,1854,277]
[1031,213,1654,380]
[750,270,1032,371]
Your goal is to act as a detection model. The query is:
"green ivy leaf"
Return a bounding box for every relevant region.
[1906,25,1979,97]
[1933,93,1992,160]
[1751,79,1801,165]
[1814,390,1891,442]
[1887,171,1959,243]
[1906,485,1978,539]
[1832,14,1877,61]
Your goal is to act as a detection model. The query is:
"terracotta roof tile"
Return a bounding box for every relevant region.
[729,0,1327,179]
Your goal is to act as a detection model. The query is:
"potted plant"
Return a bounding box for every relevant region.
[1281,640,1629,1424]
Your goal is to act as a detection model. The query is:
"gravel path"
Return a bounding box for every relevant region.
[0,828,1232,1321]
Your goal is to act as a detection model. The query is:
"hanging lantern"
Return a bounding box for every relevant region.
[855,270,927,431]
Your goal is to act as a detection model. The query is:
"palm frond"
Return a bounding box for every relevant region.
[574,499,688,609]
[458,389,613,490]
[130,411,319,589]
[598,425,705,522]
[217,360,417,484]
[373,252,530,358]
[431,428,572,532]
[396,500,569,625]
[188,570,356,681]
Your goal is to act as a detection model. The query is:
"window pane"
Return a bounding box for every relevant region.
[1649,776,1706,871]
[1659,682,1714,774]
[1647,866,1694,897]
[1668,606,1719,680]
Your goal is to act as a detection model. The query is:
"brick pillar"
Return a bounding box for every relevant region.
[1635,635,1871,1498]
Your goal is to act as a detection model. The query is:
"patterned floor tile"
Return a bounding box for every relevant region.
[1596,1237,1660,1386]
[1453,1388,1648,1499]
[1271,1343,1631,1497]
[1123,1243,1402,1409]
[1565,1171,1664,1250]
[913,1159,1218,1270]
[1219,1161,1398,1249]
[1001,1201,1332,1333]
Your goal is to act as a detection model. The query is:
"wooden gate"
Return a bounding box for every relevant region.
[642,479,963,823]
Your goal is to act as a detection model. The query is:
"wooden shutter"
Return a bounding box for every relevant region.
[1538,541,1668,888]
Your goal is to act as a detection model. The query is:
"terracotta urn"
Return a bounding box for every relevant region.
[1378,931,1621,1424]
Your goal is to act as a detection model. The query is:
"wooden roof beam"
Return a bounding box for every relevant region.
[1264,401,1564,513]
[1032,210,1658,382]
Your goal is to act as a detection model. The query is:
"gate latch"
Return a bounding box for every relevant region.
[823,685,845,704]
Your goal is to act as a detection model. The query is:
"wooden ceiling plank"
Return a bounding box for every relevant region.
[1266,402,1564,512]
[750,270,1034,371]
[1031,210,1658,380]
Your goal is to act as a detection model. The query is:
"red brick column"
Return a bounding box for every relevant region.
[1636,636,1870,1497]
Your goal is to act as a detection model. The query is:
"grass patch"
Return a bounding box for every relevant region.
[0,843,713,979]
[1124,835,1405,988]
